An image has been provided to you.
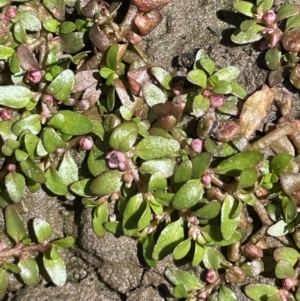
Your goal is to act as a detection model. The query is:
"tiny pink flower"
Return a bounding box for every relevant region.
[6,164,16,173]
[191,139,203,153]
[1,109,12,121]
[206,269,219,283]
[26,68,42,84]
[187,216,198,224]
[6,6,17,19]
[210,93,224,107]
[282,278,297,291]
[106,150,128,171]
[172,82,183,95]
[263,10,276,26]
[201,173,212,185]
[198,290,207,300]
[277,289,289,301]
[79,136,94,151]
[202,89,211,98]
[43,94,53,103]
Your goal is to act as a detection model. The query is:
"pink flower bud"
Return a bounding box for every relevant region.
[206,269,219,283]
[201,173,212,185]
[123,172,133,184]
[43,94,53,103]
[7,164,16,172]
[55,148,65,154]
[198,290,207,300]
[282,278,297,290]
[6,6,17,19]
[1,110,12,121]
[277,289,289,301]
[172,82,183,95]
[263,10,276,26]
[191,139,203,153]
[26,68,42,84]
[79,136,94,151]
[268,29,281,48]
[187,216,198,224]
[210,93,224,107]
[106,150,128,171]
[202,89,211,98]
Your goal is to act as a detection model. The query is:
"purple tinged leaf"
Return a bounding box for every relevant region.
[16,44,39,71]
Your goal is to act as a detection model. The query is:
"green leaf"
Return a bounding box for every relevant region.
[199,57,215,75]
[100,67,115,79]
[152,218,185,260]
[12,114,41,136]
[174,160,192,184]
[33,218,52,243]
[15,11,41,31]
[214,150,263,176]
[69,179,94,197]
[192,200,221,219]
[0,45,15,60]
[286,14,300,30]
[90,170,123,195]
[58,151,79,186]
[148,172,167,191]
[59,21,76,34]
[234,1,256,17]
[20,158,46,183]
[0,86,32,108]
[239,167,258,188]
[203,247,220,270]
[212,80,232,94]
[273,247,299,266]
[106,44,118,71]
[276,4,300,22]
[267,220,288,237]
[204,138,237,157]
[93,203,109,237]
[5,172,25,202]
[165,268,203,292]
[265,48,281,71]
[48,110,94,135]
[271,153,293,177]
[87,143,108,177]
[61,32,85,54]
[192,94,210,117]
[122,194,150,236]
[191,153,212,179]
[187,69,207,88]
[0,269,7,300]
[43,247,67,286]
[192,243,205,266]
[173,238,192,260]
[43,0,65,21]
[202,225,241,246]
[135,136,180,160]
[45,166,68,196]
[15,149,29,162]
[141,235,157,267]
[240,20,257,32]
[213,66,240,83]
[5,206,26,243]
[219,284,237,301]
[13,21,27,44]
[46,70,75,101]
[221,195,242,240]
[275,260,295,279]
[50,237,75,248]
[281,195,297,223]
[173,284,190,298]
[24,133,39,159]
[140,159,177,178]
[41,128,66,153]
[43,18,59,32]
[172,179,204,210]
[142,82,168,107]
[151,67,173,90]
[245,284,279,301]
[230,81,247,99]
[256,0,274,12]
[109,121,139,152]
[231,24,265,44]
[18,259,39,286]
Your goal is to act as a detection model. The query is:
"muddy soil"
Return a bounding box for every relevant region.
[2,0,300,300]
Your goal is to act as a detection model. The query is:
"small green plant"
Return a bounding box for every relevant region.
[231,0,300,87]
[0,205,74,299]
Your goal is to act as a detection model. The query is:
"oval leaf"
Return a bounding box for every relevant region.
[33,218,52,243]
[90,170,123,195]
[18,259,39,286]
